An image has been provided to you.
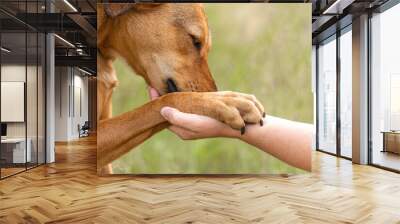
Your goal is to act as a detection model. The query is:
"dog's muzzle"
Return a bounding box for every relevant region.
[166,78,179,93]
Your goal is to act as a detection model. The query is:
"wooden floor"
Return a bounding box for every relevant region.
[1,136,400,223]
[373,151,400,171]
[1,167,26,178]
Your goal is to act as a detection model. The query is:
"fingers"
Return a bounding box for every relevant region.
[168,126,197,140]
[161,107,212,129]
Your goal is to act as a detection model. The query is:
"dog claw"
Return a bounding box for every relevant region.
[240,126,246,135]
[259,119,263,126]
[262,112,266,118]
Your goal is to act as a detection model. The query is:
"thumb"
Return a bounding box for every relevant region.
[160,107,179,122]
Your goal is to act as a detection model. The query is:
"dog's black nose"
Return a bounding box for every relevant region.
[166,78,179,93]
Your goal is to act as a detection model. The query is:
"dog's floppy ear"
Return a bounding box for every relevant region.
[104,4,135,18]
[104,3,161,18]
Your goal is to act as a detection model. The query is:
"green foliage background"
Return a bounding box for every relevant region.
[111,4,312,174]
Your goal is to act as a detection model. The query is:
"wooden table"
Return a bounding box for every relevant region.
[381,131,400,154]
[0,138,31,165]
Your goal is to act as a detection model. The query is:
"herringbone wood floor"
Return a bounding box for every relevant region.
[1,136,400,224]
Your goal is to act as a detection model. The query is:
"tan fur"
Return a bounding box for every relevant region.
[97,3,264,175]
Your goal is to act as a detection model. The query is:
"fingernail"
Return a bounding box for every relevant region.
[240,126,245,135]
[262,112,266,118]
[259,119,263,126]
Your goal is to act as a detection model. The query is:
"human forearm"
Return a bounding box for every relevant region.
[227,116,313,171]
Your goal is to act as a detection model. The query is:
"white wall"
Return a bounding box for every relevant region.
[0,65,39,138]
[1,65,26,139]
[55,66,70,141]
[72,73,89,138]
[54,67,89,141]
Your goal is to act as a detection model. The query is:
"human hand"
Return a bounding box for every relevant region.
[148,87,240,139]
[148,88,312,171]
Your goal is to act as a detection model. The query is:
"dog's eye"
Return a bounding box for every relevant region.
[190,35,202,51]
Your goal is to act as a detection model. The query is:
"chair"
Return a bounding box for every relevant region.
[78,121,90,138]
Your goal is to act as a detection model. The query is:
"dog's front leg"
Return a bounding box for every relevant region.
[97,100,168,173]
[97,91,265,174]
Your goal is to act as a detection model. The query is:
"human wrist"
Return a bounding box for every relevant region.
[228,116,267,141]
[219,124,243,139]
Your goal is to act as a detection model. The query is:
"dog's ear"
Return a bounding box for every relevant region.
[104,4,135,18]
[103,3,161,18]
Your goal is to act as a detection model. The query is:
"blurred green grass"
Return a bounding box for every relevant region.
[111,4,312,174]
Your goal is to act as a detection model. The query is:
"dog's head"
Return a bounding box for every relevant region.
[98,3,217,95]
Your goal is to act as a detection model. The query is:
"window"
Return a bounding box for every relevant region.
[370,2,400,171]
[317,36,337,154]
[339,27,352,158]
[1,31,28,177]
[390,74,400,130]
[0,1,47,179]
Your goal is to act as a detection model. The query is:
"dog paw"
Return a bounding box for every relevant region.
[162,91,265,134]
[207,92,264,133]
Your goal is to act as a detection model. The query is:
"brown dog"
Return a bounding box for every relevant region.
[97,3,265,174]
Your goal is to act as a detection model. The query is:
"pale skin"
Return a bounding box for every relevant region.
[149,87,313,171]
